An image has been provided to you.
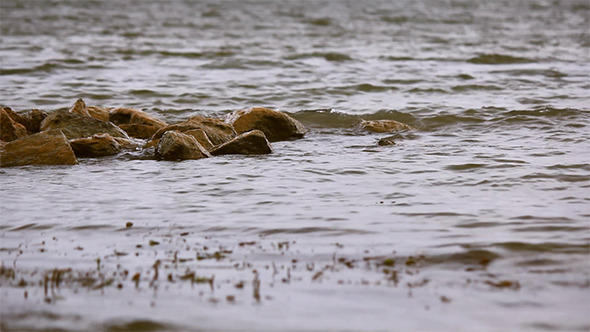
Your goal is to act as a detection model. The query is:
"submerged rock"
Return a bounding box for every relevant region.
[225,107,306,142]
[69,133,121,158]
[355,119,413,133]
[151,116,236,146]
[40,109,129,140]
[210,130,273,156]
[156,131,211,161]
[1,107,28,142]
[0,130,77,167]
[378,136,396,146]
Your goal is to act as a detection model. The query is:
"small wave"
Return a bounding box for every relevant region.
[445,163,487,171]
[325,83,397,95]
[258,226,372,236]
[0,63,59,75]
[10,223,58,231]
[493,241,589,254]
[305,17,333,26]
[285,52,354,62]
[103,319,179,332]
[451,84,502,92]
[407,87,448,94]
[467,53,535,64]
[158,50,235,59]
[424,249,501,267]
[380,16,410,24]
[546,163,590,171]
[491,69,567,78]
[292,109,417,129]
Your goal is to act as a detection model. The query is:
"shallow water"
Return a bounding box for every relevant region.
[1,0,589,331]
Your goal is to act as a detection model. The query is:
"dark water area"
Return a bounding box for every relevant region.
[1,0,589,331]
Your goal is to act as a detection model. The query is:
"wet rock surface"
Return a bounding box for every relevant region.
[226,107,307,142]
[1,99,417,167]
[69,133,121,158]
[210,130,273,155]
[156,130,211,161]
[40,109,129,140]
[0,130,78,167]
[355,119,414,133]
[1,107,28,142]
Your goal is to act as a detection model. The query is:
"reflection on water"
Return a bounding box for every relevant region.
[1,0,589,331]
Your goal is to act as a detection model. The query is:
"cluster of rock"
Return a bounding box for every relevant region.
[0,100,307,167]
[1,99,414,167]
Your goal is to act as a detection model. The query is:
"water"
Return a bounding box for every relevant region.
[1,0,589,331]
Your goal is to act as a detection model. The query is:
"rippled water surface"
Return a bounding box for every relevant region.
[1,0,589,331]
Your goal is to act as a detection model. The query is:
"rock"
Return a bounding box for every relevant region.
[2,107,48,134]
[1,107,28,142]
[183,129,214,150]
[152,116,236,146]
[210,130,273,156]
[68,98,90,117]
[40,109,129,140]
[0,130,77,167]
[156,131,211,161]
[355,119,413,133]
[17,109,48,133]
[143,139,159,149]
[118,123,160,139]
[69,133,121,158]
[86,106,111,122]
[113,137,143,150]
[225,107,307,142]
[110,107,167,128]
[378,136,396,146]
[186,115,237,145]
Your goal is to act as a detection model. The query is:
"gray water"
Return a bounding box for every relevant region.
[1,0,589,331]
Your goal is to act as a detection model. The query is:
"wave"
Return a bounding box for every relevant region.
[284,52,354,62]
[467,53,536,64]
[291,109,418,129]
[1,63,60,75]
[290,106,589,131]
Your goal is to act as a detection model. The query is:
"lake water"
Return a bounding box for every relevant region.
[1,0,589,331]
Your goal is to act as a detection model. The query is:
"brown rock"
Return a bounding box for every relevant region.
[1,107,28,142]
[69,98,90,117]
[2,107,48,134]
[378,136,396,146]
[0,130,77,167]
[118,123,160,139]
[17,109,48,133]
[110,107,167,128]
[156,131,211,161]
[2,107,27,126]
[225,107,307,142]
[143,139,159,149]
[355,119,413,133]
[69,133,121,158]
[40,109,129,140]
[183,129,214,150]
[152,116,236,146]
[210,130,273,156]
[113,137,143,150]
[86,106,111,122]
